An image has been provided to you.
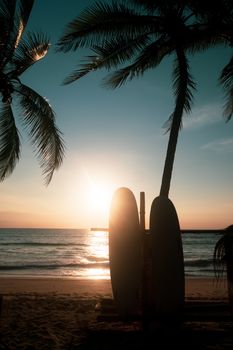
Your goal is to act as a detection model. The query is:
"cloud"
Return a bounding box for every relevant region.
[183,104,222,129]
[201,137,233,153]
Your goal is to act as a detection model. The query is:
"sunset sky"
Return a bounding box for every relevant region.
[1,0,233,229]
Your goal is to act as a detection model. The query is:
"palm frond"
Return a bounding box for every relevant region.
[189,0,233,24]
[62,56,102,85]
[63,34,151,85]
[213,230,233,287]
[0,0,17,66]
[173,51,196,113]
[186,24,224,54]
[103,65,136,88]
[103,38,172,88]
[56,1,155,52]
[163,50,195,133]
[0,0,35,68]
[11,31,50,77]
[18,0,34,29]
[131,0,159,12]
[132,0,185,14]
[219,54,233,121]
[15,84,65,185]
[0,0,16,17]
[213,235,226,282]
[13,0,35,50]
[93,34,151,68]
[0,102,21,181]
[187,0,233,46]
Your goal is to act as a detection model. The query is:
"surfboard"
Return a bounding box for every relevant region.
[149,196,185,323]
[109,187,141,318]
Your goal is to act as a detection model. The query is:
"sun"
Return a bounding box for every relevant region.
[87,182,113,216]
[81,168,116,226]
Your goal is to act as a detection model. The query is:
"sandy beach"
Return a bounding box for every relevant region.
[0,277,232,349]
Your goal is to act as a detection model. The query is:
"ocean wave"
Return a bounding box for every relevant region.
[0,259,213,271]
[0,262,109,271]
[0,242,88,247]
[185,258,213,267]
[86,255,108,261]
[185,271,216,277]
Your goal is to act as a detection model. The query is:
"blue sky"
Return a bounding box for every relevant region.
[1,0,233,229]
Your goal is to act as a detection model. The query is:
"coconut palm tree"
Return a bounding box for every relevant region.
[0,0,65,185]
[56,0,233,196]
[56,0,199,198]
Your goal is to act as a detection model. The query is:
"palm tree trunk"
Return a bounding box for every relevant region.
[159,49,189,198]
[159,106,182,198]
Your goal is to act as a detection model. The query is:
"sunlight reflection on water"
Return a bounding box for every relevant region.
[80,230,110,279]
[0,228,220,279]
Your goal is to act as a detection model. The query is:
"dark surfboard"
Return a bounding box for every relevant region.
[109,187,141,318]
[149,196,185,322]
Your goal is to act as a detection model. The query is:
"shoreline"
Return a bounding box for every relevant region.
[0,276,228,300]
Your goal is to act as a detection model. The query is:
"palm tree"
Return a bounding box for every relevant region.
[56,0,198,198]
[0,0,64,185]
[56,0,233,196]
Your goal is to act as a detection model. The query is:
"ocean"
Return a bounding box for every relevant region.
[0,228,223,279]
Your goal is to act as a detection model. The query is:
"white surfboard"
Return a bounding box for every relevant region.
[109,187,141,318]
[149,196,185,322]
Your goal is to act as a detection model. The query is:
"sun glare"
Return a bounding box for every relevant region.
[79,168,117,227]
[87,182,113,217]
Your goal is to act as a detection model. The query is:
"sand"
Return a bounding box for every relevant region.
[0,277,232,349]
